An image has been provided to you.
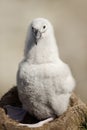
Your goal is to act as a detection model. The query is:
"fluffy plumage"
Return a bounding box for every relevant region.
[17,18,75,127]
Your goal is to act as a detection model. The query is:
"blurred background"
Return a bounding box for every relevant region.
[0,0,87,102]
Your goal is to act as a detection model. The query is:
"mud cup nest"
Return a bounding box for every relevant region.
[0,86,87,130]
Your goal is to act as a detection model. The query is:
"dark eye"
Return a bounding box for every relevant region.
[43,25,46,29]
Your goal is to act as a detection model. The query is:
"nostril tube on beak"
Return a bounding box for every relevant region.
[32,27,41,38]
[32,27,38,36]
[32,27,41,45]
[34,30,38,36]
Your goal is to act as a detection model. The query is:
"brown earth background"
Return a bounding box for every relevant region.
[0,0,87,103]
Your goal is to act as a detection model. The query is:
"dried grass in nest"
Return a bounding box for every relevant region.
[0,86,87,130]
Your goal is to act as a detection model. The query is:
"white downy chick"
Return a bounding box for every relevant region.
[17,18,75,128]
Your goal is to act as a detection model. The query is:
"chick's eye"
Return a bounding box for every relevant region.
[43,25,46,29]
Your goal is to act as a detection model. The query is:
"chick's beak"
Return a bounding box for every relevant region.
[32,28,41,45]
